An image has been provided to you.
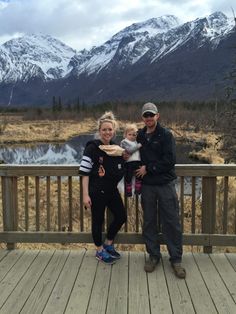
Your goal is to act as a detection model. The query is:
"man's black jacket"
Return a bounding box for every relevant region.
[137,122,177,185]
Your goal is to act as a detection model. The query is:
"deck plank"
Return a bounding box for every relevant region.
[65,250,98,314]
[210,253,236,304]
[86,255,112,314]
[184,253,217,313]
[21,250,70,314]
[43,250,85,314]
[147,254,172,313]
[106,251,129,314]
[0,250,54,314]
[129,251,150,314]
[162,254,195,314]
[226,253,236,272]
[0,250,24,282]
[0,250,39,309]
[194,253,236,313]
[0,250,8,261]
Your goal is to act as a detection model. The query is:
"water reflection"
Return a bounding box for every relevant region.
[0,135,199,165]
[0,134,94,164]
[0,134,202,198]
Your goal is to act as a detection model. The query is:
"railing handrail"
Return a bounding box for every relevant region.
[0,163,236,176]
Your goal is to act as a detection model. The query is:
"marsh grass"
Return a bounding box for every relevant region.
[0,116,96,144]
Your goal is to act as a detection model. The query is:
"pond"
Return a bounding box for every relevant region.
[0,134,199,165]
[0,134,202,198]
[0,134,92,164]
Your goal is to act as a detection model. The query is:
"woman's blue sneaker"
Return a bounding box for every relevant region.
[103,244,121,259]
[96,249,116,264]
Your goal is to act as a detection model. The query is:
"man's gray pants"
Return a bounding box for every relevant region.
[141,181,183,263]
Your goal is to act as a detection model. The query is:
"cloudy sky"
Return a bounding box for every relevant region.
[0,0,235,51]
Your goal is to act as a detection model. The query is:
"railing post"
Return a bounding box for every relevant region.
[2,176,18,249]
[202,176,216,253]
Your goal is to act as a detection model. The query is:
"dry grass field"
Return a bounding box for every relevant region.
[0,115,96,144]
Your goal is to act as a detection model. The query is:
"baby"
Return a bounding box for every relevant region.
[120,123,142,197]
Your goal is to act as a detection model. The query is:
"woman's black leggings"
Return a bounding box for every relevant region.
[90,188,127,247]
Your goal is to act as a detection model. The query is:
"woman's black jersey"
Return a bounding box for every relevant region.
[79,140,125,191]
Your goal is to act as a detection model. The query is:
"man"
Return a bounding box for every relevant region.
[136,102,186,279]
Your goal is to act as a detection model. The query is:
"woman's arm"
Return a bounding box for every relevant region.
[82,176,92,209]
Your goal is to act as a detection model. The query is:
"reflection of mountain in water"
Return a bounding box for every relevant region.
[0,134,201,165]
[0,134,94,164]
[0,134,202,198]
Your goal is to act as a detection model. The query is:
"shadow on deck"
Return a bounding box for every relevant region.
[0,249,235,314]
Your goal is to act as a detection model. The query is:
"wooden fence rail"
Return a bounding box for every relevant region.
[0,164,236,252]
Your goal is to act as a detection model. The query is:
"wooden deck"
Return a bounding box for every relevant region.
[0,250,235,314]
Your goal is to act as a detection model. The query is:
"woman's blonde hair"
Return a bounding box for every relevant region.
[94,111,118,139]
[123,123,138,137]
[97,111,118,131]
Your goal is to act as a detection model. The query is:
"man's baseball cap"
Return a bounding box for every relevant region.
[142,102,158,116]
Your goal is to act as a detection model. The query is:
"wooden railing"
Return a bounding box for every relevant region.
[0,164,236,252]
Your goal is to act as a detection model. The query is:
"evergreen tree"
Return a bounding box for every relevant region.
[81,100,86,112]
[66,103,72,112]
[58,96,62,112]
[73,96,80,112]
[52,96,57,113]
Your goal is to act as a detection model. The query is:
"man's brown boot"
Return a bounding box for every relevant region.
[171,263,186,279]
[144,256,160,273]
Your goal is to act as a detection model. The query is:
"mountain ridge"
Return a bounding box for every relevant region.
[0,11,235,106]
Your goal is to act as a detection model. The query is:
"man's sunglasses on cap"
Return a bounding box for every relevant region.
[143,112,156,118]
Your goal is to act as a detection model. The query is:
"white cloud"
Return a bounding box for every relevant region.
[0,0,235,51]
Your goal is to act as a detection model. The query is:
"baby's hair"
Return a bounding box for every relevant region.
[97,111,118,132]
[123,123,138,137]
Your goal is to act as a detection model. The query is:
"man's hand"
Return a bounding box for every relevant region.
[122,150,131,161]
[136,165,147,178]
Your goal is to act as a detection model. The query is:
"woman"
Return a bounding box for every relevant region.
[79,112,127,264]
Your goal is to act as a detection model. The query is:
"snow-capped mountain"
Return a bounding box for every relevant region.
[0,34,76,83]
[0,11,235,105]
[70,12,233,76]
[71,15,181,75]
